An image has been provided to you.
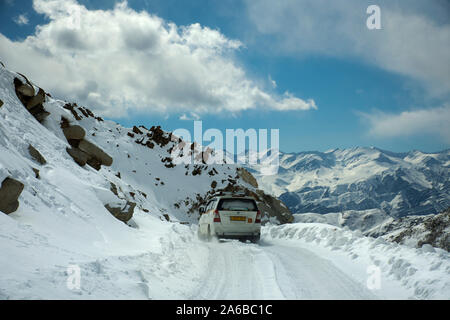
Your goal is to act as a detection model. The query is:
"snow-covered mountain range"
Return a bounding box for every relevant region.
[248,148,450,249]
[252,147,449,218]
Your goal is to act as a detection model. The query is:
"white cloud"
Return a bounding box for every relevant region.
[360,105,450,143]
[13,14,29,25]
[179,113,200,121]
[0,0,317,118]
[268,75,277,88]
[245,0,450,96]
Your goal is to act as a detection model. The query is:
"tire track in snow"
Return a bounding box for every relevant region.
[189,235,378,299]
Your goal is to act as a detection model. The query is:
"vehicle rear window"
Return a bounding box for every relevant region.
[218,199,257,211]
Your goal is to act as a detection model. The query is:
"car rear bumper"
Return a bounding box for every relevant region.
[212,223,260,236]
[216,233,260,240]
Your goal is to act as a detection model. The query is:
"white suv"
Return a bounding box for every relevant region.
[198,193,261,243]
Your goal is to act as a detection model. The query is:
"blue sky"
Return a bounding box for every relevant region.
[0,0,449,153]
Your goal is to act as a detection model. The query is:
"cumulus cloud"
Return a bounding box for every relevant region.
[360,105,450,143]
[0,0,317,118]
[245,0,450,96]
[13,14,29,25]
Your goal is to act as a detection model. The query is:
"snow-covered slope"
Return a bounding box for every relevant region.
[0,63,292,225]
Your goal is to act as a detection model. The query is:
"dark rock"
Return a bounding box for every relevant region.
[148,126,171,147]
[254,189,294,224]
[78,139,113,166]
[86,157,102,171]
[104,201,136,222]
[237,168,258,188]
[132,126,143,135]
[0,177,24,214]
[13,77,50,123]
[110,182,119,196]
[67,139,81,148]
[78,106,93,118]
[33,111,50,123]
[63,103,82,120]
[0,99,3,108]
[60,116,70,128]
[14,78,35,97]
[62,125,86,140]
[26,88,45,110]
[66,147,89,166]
[32,168,40,179]
[28,144,47,165]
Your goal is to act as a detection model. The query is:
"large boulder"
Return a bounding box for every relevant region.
[26,88,45,110]
[78,140,113,167]
[254,189,294,224]
[13,77,49,123]
[66,147,89,166]
[62,125,86,140]
[104,201,136,222]
[14,78,35,97]
[28,144,47,165]
[237,168,258,188]
[0,99,3,108]
[0,177,24,214]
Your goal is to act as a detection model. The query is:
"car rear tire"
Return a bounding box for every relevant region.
[250,235,260,244]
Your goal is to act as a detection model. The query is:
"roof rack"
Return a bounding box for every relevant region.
[211,191,247,198]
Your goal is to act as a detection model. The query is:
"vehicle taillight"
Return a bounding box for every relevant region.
[255,210,261,223]
[213,209,221,222]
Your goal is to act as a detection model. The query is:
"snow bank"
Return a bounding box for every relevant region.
[263,223,450,299]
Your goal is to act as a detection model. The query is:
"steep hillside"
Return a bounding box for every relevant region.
[0,63,292,227]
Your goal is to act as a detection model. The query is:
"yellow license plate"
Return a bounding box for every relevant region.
[230,216,246,221]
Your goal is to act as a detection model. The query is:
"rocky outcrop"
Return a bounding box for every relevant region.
[78,140,113,167]
[26,88,45,110]
[253,189,294,224]
[369,208,450,251]
[14,77,34,97]
[132,126,143,135]
[61,117,112,170]
[28,145,46,165]
[104,201,136,223]
[62,125,86,140]
[237,168,258,188]
[66,147,89,166]
[0,177,24,214]
[13,77,49,123]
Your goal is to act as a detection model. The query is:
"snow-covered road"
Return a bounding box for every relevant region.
[189,239,377,300]
[1,217,449,300]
